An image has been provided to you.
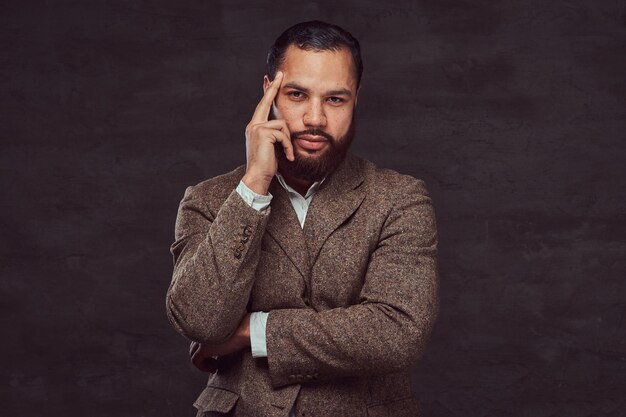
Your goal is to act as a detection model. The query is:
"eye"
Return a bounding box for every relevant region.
[327,96,344,104]
[288,91,305,100]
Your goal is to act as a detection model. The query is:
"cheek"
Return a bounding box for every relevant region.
[329,108,354,132]
[274,102,302,126]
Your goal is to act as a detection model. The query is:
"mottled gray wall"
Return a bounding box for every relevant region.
[1,1,625,416]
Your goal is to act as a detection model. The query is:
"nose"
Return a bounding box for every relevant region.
[303,99,327,128]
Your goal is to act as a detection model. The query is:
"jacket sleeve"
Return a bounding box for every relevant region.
[265,178,439,388]
[166,184,271,344]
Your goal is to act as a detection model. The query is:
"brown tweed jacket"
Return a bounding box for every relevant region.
[166,153,439,417]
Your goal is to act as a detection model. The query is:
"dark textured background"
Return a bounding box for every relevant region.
[1,1,625,416]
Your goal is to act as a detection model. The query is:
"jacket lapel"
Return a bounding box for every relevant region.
[303,154,366,264]
[265,178,311,278]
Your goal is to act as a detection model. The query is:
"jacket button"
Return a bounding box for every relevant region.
[243,225,253,236]
[240,235,249,243]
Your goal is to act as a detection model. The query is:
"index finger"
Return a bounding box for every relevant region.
[251,71,283,124]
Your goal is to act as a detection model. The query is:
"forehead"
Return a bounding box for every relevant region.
[278,44,357,92]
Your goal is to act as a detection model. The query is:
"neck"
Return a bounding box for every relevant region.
[279,170,315,197]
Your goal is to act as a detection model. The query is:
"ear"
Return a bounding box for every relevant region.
[263,75,271,94]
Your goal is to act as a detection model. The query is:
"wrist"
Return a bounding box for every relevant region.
[237,314,251,347]
[242,172,272,195]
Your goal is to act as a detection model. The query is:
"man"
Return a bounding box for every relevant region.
[166,21,438,417]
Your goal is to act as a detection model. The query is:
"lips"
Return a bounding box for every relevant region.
[295,135,328,151]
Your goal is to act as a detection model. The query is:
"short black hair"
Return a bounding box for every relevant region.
[266,20,363,88]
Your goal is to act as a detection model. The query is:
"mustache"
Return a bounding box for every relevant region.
[291,129,335,143]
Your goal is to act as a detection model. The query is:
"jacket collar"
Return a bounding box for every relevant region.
[303,153,366,264]
[264,153,366,277]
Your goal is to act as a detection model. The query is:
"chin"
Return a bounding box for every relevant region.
[296,147,328,158]
[278,116,356,181]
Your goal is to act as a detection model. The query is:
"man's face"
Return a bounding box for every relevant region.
[264,44,359,181]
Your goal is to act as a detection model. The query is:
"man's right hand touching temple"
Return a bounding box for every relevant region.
[241,71,295,196]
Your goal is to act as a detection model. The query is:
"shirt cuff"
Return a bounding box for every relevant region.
[236,180,272,212]
[250,311,269,358]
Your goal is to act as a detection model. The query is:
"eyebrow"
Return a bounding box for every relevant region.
[282,82,353,97]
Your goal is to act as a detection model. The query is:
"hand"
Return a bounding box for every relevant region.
[189,313,251,373]
[242,71,295,195]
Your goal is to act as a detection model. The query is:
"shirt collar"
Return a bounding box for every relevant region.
[275,171,326,199]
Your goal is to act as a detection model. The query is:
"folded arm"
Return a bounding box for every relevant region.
[265,179,439,387]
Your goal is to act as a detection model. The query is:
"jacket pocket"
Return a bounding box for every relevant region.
[193,385,239,417]
[366,396,421,417]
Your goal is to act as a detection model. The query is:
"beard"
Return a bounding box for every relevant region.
[275,115,356,182]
